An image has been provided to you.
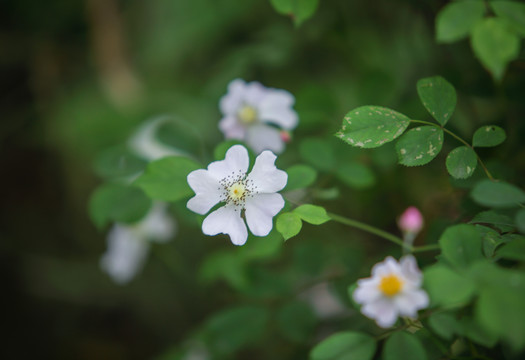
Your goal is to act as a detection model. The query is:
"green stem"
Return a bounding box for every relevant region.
[411,243,440,253]
[409,120,495,181]
[328,212,409,250]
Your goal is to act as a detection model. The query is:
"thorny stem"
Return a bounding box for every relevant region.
[409,119,495,181]
[327,212,439,253]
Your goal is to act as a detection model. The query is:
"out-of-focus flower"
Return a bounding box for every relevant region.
[353,255,429,328]
[100,203,176,284]
[129,117,184,161]
[186,144,287,246]
[218,79,298,154]
[398,206,424,234]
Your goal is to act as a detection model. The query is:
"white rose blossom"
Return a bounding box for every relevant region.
[186,144,287,246]
[100,202,176,284]
[219,79,298,154]
[353,255,429,328]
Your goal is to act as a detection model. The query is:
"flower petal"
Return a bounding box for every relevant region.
[100,225,149,284]
[400,255,423,285]
[129,117,184,160]
[244,193,285,236]
[202,204,248,245]
[395,289,429,317]
[246,124,285,154]
[353,278,382,304]
[187,169,222,214]
[244,81,267,105]
[371,256,401,278]
[207,145,249,180]
[140,202,177,242]
[246,150,288,193]
[258,90,298,130]
[361,298,399,328]
[219,79,246,115]
[219,115,246,140]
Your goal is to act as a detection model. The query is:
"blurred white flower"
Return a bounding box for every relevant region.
[187,144,287,246]
[100,202,176,284]
[129,116,185,161]
[219,79,298,154]
[353,255,429,328]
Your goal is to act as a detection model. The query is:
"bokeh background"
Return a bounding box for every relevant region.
[2,0,524,359]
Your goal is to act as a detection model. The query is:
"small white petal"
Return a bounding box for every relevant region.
[397,289,429,315]
[259,108,298,130]
[353,278,382,304]
[187,169,222,214]
[244,193,285,236]
[400,255,423,285]
[207,145,249,180]
[202,204,248,246]
[219,115,246,140]
[219,79,246,115]
[371,256,401,277]
[246,150,288,193]
[246,124,285,154]
[361,298,399,328]
[140,202,176,242]
[244,81,267,105]
[100,225,149,284]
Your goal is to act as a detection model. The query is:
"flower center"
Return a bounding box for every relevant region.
[237,105,257,124]
[379,274,403,297]
[229,181,246,201]
[219,171,256,207]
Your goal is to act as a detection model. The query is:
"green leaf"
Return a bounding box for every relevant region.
[134,156,201,201]
[284,164,318,191]
[396,126,444,166]
[491,1,525,37]
[428,313,459,340]
[200,251,249,290]
[269,0,319,26]
[336,162,376,189]
[472,125,507,147]
[460,315,499,347]
[93,145,147,179]
[214,140,245,160]
[299,138,337,171]
[276,212,302,240]
[89,183,151,229]
[424,265,476,307]
[496,235,525,262]
[471,179,525,208]
[436,0,486,43]
[470,210,516,233]
[471,17,521,81]
[383,332,427,360]
[205,306,269,354]
[446,146,478,179]
[417,76,457,125]
[335,106,410,149]
[476,225,506,258]
[439,224,483,269]
[517,209,525,234]
[293,204,331,225]
[277,301,317,343]
[310,331,376,360]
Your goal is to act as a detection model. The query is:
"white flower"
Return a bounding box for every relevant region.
[187,144,287,246]
[219,79,298,154]
[353,255,429,328]
[129,116,185,161]
[100,203,176,284]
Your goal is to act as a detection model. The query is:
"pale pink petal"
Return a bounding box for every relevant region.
[140,203,176,242]
[100,225,149,284]
[244,193,285,236]
[202,204,248,246]
[246,150,288,193]
[246,124,285,154]
[187,169,223,214]
[258,90,298,130]
[244,81,268,106]
[219,115,246,140]
[259,108,298,130]
[219,79,246,115]
[207,145,249,180]
[361,298,399,328]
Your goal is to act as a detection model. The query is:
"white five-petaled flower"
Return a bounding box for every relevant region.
[187,144,287,246]
[100,203,176,284]
[219,79,298,154]
[353,255,429,328]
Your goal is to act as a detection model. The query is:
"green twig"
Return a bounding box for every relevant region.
[410,119,495,181]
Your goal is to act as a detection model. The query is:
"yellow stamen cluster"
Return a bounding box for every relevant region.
[379,274,403,297]
[237,105,257,124]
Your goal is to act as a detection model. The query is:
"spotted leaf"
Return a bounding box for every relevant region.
[396,126,444,166]
[446,146,477,179]
[417,76,456,126]
[335,106,410,149]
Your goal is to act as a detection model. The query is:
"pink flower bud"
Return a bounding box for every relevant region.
[280,130,291,143]
[398,206,424,234]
